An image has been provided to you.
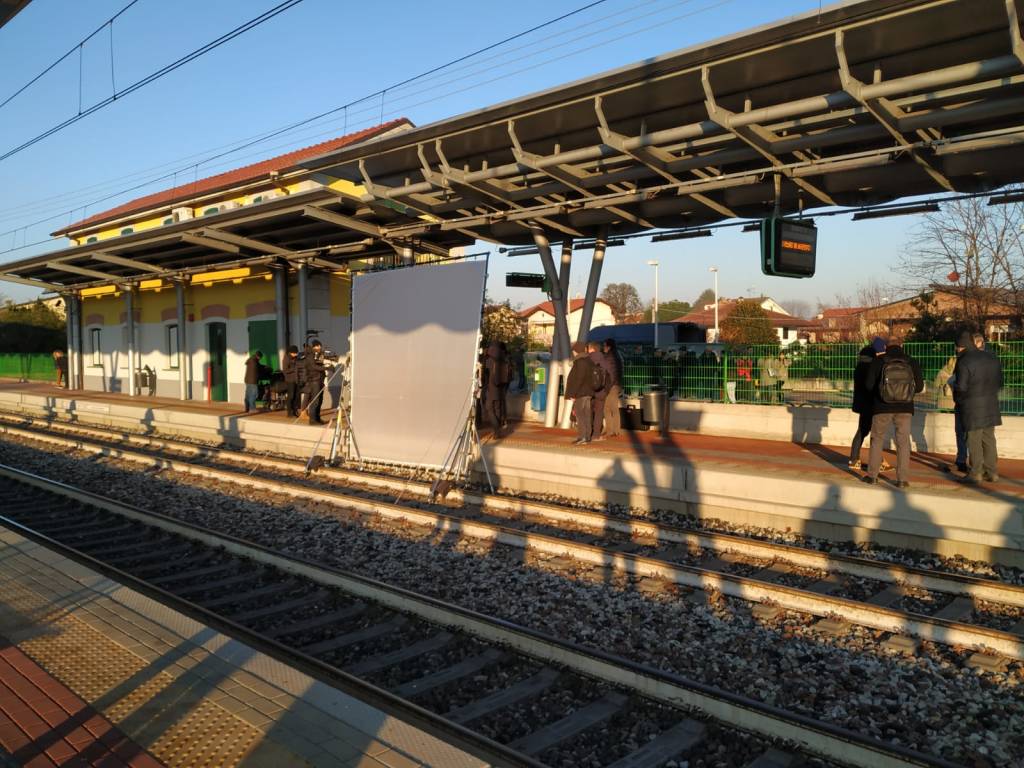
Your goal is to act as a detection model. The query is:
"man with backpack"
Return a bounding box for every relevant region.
[565,341,598,445]
[863,339,924,488]
[954,331,1002,484]
[587,341,611,440]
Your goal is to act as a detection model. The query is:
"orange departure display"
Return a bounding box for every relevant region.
[761,216,817,278]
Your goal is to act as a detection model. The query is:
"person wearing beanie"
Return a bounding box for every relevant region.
[564,341,598,444]
[953,330,1003,483]
[863,337,923,488]
[849,338,887,470]
[281,345,303,417]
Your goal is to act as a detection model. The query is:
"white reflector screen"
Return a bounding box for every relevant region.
[351,260,487,468]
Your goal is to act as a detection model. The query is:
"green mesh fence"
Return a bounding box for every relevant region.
[618,341,1024,415]
[0,354,57,382]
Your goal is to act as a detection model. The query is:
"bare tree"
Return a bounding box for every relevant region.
[600,282,643,323]
[778,299,812,318]
[901,194,1024,329]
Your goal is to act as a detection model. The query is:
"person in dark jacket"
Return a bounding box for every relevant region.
[849,338,885,469]
[282,345,301,417]
[303,340,327,424]
[955,331,1003,483]
[602,339,624,437]
[483,343,511,437]
[243,350,264,412]
[564,341,597,444]
[586,341,611,440]
[863,341,924,488]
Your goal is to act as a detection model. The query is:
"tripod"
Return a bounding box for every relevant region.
[430,364,493,499]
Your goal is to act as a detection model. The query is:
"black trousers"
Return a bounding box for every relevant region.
[306,382,324,422]
[487,387,507,431]
[285,382,300,416]
[966,427,998,479]
[849,411,873,463]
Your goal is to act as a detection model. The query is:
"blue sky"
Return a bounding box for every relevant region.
[0,0,920,312]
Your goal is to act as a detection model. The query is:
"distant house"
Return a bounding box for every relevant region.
[673,297,816,345]
[811,307,867,342]
[518,298,615,345]
[814,288,1019,341]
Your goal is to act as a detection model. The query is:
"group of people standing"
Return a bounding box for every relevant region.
[850,331,1002,487]
[243,340,328,424]
[565,338,625,444]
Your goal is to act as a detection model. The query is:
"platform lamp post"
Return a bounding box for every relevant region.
[709,266,720,342]
[647,259,659,348]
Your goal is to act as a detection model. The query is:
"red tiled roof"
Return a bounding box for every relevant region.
[52,118,413,236]
[817,306,865,317]
[517,298,609,318]
[673,305,816,328]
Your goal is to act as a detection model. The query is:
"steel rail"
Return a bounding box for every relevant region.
[0,462,959,768]
[2,413,1020,606]
[0,481,539,768]
[2,418,1021,661]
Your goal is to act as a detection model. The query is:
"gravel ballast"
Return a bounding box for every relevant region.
[1,436,1022,766]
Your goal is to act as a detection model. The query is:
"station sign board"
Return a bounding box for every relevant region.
[760,216,817,278]
[506,272,550,291]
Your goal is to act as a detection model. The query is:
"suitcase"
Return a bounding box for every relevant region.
[620,405,649,431]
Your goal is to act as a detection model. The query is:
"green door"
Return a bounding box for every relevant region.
[207,322,227,401]
[247,320,278,371]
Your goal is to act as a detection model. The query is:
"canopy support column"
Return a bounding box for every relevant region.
[576,226,607,345]
[125,286,136,397]
[399,245,414,266]
[297,263,309,345]
[73,295,84,389]
[531,226,572,428]
[557,238,574,429]
[176,280,189,400]
[274,264,288,366]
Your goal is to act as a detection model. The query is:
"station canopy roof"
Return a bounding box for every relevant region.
[4,0,1024,294]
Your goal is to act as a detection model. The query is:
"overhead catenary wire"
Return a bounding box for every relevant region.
[0,0,306,164]
[0,0,628,234]
[0,0,733,250]
[0,0,142,112]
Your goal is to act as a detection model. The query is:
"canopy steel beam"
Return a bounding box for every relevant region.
[45,262,119,281]
[835,30,954,192]
[180,233,240,255]
[301,206,383,238]
[0,273,61,291]
[508,121,653,230]
[90,252,164,274]
[595,97,738,219]
[194,228,292,256]
[701,67,836,207]
[427,140,585,239]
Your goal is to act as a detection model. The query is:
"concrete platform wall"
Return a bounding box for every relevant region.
[479,441,1024,567]
[514,395,1024,459]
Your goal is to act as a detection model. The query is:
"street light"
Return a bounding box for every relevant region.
[647,259,659,348]
[708,266,719,343]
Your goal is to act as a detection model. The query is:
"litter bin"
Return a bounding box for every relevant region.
[642,384,669,436]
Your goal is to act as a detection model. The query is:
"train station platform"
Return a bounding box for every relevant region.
[1,380,1022,566]
[0,526,486,768]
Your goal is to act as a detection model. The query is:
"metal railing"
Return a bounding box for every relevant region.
[618,342,1024,415]
[0,354,57,382]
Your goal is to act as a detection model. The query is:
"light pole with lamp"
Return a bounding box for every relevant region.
[708,266,720,342]
[647,259,659,347]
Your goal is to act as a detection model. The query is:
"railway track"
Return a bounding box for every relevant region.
[0,463,956,768]
[1,415,1022,669]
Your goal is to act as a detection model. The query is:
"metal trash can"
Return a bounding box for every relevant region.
[641,385,667,423]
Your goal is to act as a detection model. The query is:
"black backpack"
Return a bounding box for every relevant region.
[880,357,915,404]
[591,361,609,393]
